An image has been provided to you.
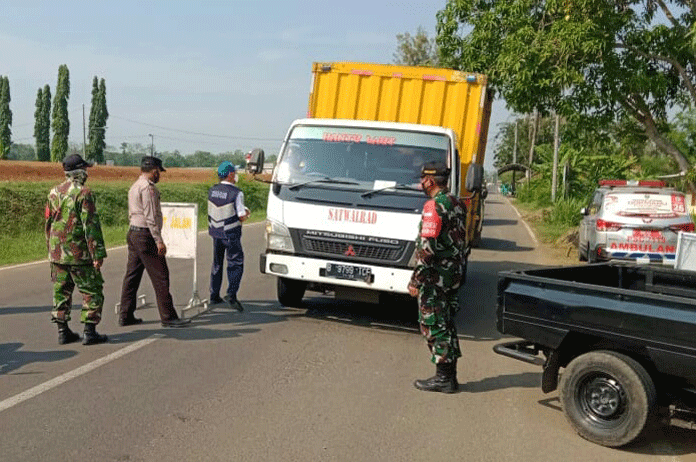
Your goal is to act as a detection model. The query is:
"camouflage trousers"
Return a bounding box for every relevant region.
[417,284,461,364]
[51,263,104,324]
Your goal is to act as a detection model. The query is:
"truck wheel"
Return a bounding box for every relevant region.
[277,277,306,307]
[578,242,587,262]
[559,350,656,447]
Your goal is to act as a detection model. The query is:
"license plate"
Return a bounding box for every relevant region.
[324,263,372,281]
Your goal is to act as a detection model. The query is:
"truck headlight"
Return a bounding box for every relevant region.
[265,219,294,252]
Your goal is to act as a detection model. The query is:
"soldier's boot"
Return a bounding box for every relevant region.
[57,321,81,345]
[82,323,108,346]
[413,362,458,393]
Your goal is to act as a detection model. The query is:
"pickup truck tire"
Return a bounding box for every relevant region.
[559,350,656,448]
[277,277,306,307]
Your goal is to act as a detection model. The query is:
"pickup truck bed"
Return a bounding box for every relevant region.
[495,262,696,447]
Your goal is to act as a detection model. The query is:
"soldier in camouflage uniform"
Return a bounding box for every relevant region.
[45,154,108,345]
[408,161,466,393]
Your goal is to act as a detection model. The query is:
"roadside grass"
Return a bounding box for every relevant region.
[0,213,267,267]
[0,178,269,267]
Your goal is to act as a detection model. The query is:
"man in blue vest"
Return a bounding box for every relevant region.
[208,161,249,311]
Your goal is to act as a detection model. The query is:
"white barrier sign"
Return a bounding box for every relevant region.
[161,202,198,259]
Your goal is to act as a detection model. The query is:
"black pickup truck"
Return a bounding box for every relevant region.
[495,262,696,447]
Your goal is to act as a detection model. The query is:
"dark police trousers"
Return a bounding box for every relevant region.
[210,227,244,301]
[119,228,179,322]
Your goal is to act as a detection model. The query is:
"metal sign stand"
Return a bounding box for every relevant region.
[114,203,209,318]
[161,202,209,318]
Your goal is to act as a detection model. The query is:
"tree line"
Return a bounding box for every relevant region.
[393,1,696,219]
[433,0,696,197]
[0,64,109,163]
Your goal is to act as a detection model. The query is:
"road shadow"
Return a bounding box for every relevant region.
[478,237,534,252]
[251,259,564,344]
[482,218,518,227]
[106,301,295,344]
[0,342,78,376]
[458,371,541,393]
[0,305,50,316]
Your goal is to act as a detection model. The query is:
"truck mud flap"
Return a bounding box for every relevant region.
[541,349,560,393]
[493,341,545,366]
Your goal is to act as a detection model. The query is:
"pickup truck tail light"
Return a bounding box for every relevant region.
[596,219,622,231]
[670,222,695,233]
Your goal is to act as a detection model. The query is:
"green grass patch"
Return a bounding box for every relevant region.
[0,178,269,267]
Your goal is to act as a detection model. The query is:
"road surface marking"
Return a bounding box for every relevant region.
[503,197,538,246]
[0,335,162,413]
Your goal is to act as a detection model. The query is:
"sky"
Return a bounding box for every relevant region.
[0,1,508,171]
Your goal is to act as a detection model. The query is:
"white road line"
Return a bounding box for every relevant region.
[0,335,162,413]
[502,196,538,246]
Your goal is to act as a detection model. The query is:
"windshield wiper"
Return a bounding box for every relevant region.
[287,176,360,191]
[361,183,422,198]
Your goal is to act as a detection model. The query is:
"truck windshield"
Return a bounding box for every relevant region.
[273,125,450,193]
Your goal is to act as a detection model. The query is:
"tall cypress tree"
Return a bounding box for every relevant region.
[34,87,44,159]
[0,76,12,160]
[39,85,52,161]
[51,65,70,162]
[34,85,51,161]
[95,78,108,163]
[87,77,109,163]
[86,76,98,161]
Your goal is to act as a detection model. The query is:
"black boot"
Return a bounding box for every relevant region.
[83,323,108,345]
[57,321,80,345]
[414,362,458,393]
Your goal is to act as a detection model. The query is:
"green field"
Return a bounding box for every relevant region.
[0,177,269,267]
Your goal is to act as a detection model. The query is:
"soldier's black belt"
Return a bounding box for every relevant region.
[129,226,149,231]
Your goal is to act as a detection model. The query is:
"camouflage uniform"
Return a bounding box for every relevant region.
[410,190,466,364]
[46,176,107,323]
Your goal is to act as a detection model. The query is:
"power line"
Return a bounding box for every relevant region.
[109,114,283,142]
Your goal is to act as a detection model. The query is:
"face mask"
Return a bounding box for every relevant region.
[420,177,430,196]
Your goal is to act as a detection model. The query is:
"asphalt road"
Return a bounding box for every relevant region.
[1,190,695,461]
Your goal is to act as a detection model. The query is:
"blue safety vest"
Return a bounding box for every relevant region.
[207,183,241,239]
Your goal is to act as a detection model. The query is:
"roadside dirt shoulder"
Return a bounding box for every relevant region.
[507,198,580,267]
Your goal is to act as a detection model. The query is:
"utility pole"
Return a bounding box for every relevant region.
[149,134,154,156]
[552,112,560,202]
[512,119,518,195]
[82,104,87,158]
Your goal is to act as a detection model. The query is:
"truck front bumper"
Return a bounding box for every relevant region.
[260,253,413,294]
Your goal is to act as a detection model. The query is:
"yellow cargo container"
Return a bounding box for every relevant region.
[309,62,491,170]
[308,61,492,246]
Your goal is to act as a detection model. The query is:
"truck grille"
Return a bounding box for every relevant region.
[301,236,404,262]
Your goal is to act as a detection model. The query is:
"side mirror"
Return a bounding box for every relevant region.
[465,163,483,192]
[247,148,265,174]
[580,207,588,216]
[481,187,488,200]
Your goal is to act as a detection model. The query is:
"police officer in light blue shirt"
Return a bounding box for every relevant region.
[208,161,249,311]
